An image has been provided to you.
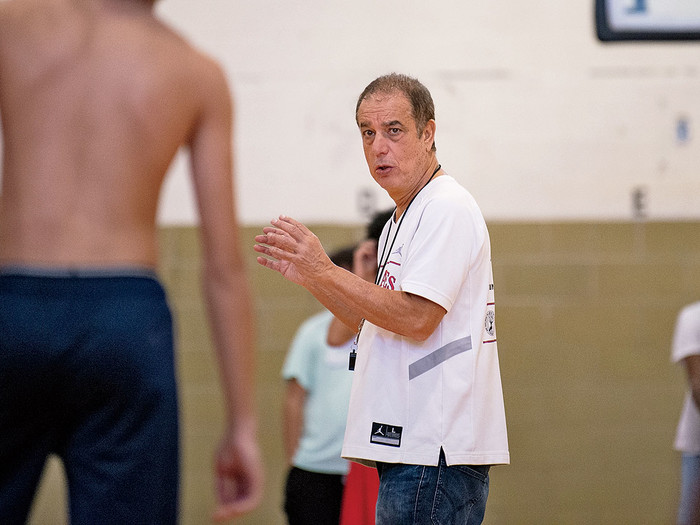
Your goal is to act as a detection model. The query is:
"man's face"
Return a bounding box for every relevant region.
[356,92,434,198]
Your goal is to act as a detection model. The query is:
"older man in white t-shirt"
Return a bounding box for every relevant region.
[255,73,509,525]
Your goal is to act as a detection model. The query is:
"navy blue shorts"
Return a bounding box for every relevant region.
[0,271,178,524]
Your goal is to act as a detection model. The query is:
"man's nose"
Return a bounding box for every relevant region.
[371,133,390,155]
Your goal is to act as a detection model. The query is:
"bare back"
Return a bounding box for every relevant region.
[0,0,231,268]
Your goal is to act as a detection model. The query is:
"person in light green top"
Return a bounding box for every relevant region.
[281,239,380,525]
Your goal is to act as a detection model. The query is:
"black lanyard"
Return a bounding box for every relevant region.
[349,164,441,370]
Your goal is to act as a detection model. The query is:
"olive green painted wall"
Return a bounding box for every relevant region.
[29,221,700,524]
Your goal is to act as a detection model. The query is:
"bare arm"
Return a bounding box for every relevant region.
[282,379,306,465]
[254,216,445,341]
[684,355,700,410]
[189,61,263,521]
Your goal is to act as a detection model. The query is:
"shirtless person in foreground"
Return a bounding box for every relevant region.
[0,0,263,522]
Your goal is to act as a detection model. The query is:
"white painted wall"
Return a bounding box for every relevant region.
[3,1,699,224]
[155,0,700,225]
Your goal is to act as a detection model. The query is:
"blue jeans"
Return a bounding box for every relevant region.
[375,449,490,525]
[678,453,700,525]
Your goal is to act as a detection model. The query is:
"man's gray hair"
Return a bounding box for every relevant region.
[355,73,436,151]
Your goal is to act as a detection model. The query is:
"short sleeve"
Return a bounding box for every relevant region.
[401,195,486,312]
[281,313,326,390]
[672,302,700,363]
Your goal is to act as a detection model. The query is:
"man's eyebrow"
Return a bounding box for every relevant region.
[384,120,404,128]
[358,119,405,129]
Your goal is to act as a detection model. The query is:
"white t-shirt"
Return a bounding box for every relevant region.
[672,301,700,454]
[341,174,509,467]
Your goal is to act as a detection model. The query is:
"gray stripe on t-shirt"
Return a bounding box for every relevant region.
[408,336,472,380]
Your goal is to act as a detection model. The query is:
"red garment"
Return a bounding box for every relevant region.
[340,462,379,525]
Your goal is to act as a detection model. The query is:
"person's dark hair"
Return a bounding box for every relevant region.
[366,208,394,241]
[355,73,436,151]
[330,245,356,271]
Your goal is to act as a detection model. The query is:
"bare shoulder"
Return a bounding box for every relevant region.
[152,19,232,104]
[181,40,232,104]
[180,46,233,126]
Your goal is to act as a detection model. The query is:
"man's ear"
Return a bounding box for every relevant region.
[422,119,436,150]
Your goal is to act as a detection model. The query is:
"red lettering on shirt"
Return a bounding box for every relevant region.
[380,271,395,290]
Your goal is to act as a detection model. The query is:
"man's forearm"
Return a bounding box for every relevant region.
[254,215,444,339]
[305,264,444,341]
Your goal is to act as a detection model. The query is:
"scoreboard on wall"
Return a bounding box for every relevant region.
[596,0,700,41]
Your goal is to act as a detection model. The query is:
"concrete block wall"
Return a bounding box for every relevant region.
[487,221,700,524]
[28,221,700,524]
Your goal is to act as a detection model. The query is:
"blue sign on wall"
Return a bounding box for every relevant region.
[596,0,700,41]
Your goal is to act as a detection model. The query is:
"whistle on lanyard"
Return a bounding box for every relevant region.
[348,319,364,371]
